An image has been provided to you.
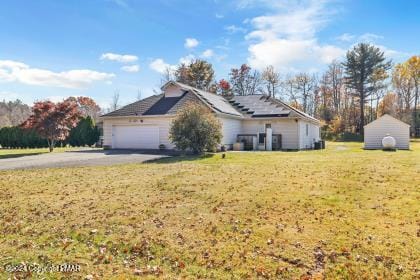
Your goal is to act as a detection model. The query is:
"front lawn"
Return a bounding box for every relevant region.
[0,142,418,279]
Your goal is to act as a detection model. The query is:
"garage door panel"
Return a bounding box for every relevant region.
[112,126,159,149]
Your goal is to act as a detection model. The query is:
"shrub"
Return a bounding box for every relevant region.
[0,117,100,149]
[169,102,222,154]
[68,116,100,147]
[0,126,49,148]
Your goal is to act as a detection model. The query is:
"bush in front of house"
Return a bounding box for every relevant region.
[169,102,222,154]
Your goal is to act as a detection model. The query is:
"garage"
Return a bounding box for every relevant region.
[112,125,159,149]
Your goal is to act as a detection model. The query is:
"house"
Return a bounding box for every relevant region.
[100,81,321,150]
[364,114,410,150]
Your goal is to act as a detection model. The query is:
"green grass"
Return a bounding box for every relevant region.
[0,142,419,279]
[0,147,81,159]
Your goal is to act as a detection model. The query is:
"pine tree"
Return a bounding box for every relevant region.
[343,43,391,134]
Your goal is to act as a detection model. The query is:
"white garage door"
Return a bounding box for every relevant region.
[112,125,159,149]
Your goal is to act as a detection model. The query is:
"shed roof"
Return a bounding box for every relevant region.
[364,114,410,128]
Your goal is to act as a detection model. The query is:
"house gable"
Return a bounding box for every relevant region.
[163,83,186,98]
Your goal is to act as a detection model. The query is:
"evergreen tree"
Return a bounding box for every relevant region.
[68,116,99,146]
[343,43,391,134]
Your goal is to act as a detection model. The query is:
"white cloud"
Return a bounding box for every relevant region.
[149,58,175,74]
[248,39,311,67]
[315,45,345,64]
[240,0,406,67]
[247,0,331,40]
[121,65,140,72]
[372,44,410,60]
[150,55,200,74]
[184,38,199,49]
[336,33,384,43]
[178,54,195,65]
[215,13,224,19]
[245,0,345,70]
[359,33,384,42]
[46,95,66,103]
[0,60,114,88]
[336,33,355,42]
[225,25,247,34]
[100,52,138,63]
[201,49,214,58]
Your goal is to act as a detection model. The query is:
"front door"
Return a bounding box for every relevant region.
[272,134,282,150]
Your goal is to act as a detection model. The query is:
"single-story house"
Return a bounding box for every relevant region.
[364,114,410,150]
[100,81,321,151]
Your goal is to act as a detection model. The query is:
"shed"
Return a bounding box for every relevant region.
[364,114,410,150]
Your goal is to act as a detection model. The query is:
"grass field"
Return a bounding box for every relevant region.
[0,142,419,279]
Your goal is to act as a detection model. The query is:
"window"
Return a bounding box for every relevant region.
[306,124,309,136]
[259,133,266,144]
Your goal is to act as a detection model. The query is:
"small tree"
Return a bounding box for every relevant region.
[174,59,215,91]
[261,65,280,98]
[229,64,261,96]
[169,102,222,154]
[22,100,80,152]
[217,79,232,96]
[68,116,99,147]
[111,90,120,111]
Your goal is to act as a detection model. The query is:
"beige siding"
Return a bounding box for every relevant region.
[102,117,175,148]
[364,115,410,149]
[103,116,319,151]
[164,84,184,97]
[219,116,242,145]
[298,120,320,149]
[241,119,299,149]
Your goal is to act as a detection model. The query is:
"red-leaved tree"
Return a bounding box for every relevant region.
[217,79,231,96]
[66,96,101,120]
[22,100,81,152]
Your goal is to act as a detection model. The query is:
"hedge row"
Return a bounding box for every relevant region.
[0,127,50,148]
[0,117,100,149]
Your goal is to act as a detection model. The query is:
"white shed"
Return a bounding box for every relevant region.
[364,114,410,150]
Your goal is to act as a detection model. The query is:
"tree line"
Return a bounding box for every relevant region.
[163,43,419,138]
[0,99,31,127]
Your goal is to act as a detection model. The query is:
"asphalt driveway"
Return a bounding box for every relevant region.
[0,149,171,170]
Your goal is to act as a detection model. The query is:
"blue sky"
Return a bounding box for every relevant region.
[0,0,419,109]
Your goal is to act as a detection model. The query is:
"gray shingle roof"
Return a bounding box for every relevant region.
[101,94,163,117]
[101,81,319,124]
[100,90,202,118]
[166,82,242,117]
